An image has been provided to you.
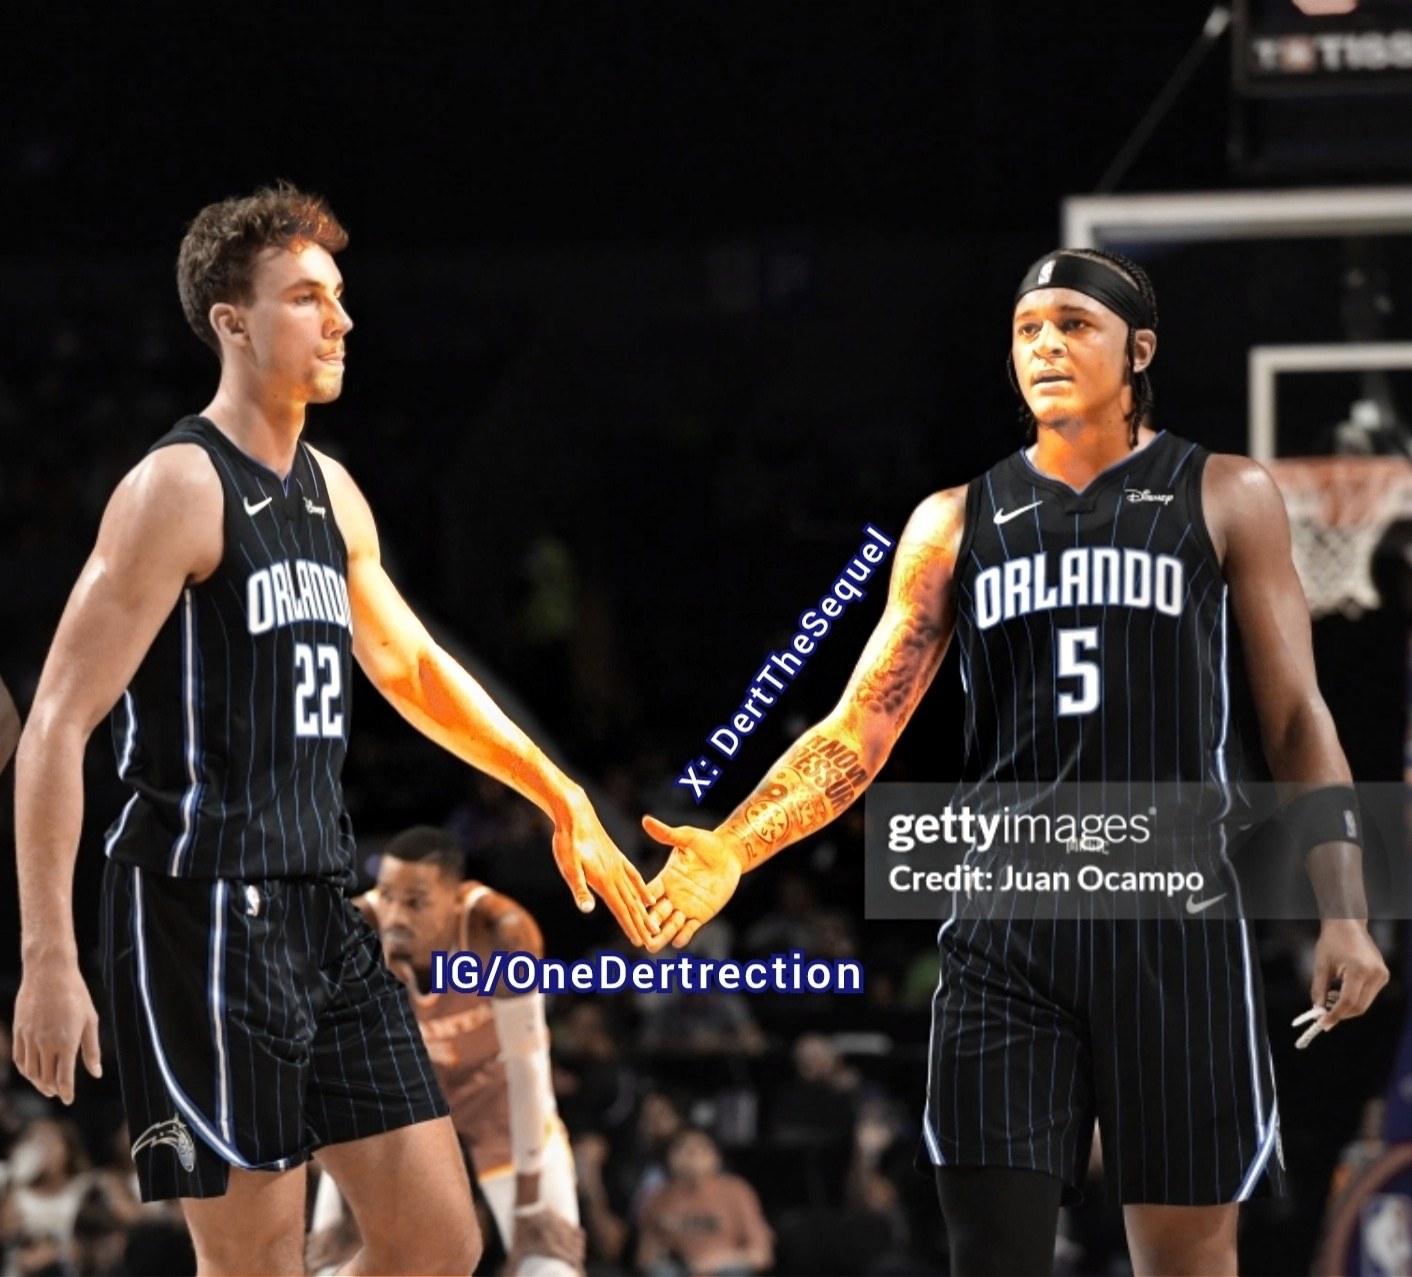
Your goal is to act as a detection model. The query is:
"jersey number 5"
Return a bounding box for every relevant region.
[294,642,345,739]
[1056,627,1100,716]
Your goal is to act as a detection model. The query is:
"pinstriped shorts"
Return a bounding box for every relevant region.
[100,860,449,1201]
[922,907,1285,1206]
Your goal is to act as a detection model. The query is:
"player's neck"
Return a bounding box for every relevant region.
[201,382,306,480]
[1028,414,1151,491]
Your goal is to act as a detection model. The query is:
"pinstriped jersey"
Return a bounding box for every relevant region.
[105,416,355,881]
[952,431,1235,789]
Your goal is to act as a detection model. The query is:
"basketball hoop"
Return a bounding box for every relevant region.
[1267,457,1412,618]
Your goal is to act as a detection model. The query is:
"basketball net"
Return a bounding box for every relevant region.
[1267,457,1412,619]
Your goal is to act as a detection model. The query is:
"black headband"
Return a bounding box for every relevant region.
[1014,253,1155,331]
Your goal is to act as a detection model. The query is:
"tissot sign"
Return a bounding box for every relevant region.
[1238,0,1412,92]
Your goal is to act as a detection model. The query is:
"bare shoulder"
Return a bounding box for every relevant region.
[306,444,363,508]
[306,444,376,557]
[1201,452,1290,564]
[106,444,223,580]
[1203,451,1281,498]
[901,485,968,551]
[467,883,544,955]
[469,882,528,931]
[885,484,969,604]
[120,442,222,509]
[306,443,352,487]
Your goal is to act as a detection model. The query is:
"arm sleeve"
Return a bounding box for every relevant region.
[492,991,553,1178]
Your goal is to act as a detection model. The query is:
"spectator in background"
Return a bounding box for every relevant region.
[740,872,819,956]
[0,1025,49,1161]
[117,1218,197,1276]
[572,1132,628,1271]
[552,1001,638,1139]
[0,1117,93,1273]
[771,1096,920,1277]
[636,1128,772,1277]
[638,992,765,1059]
[620,1094,686,1226]
[767,1033,858,1150]
[69,1184,125,1276]
[845,1098,910,1249]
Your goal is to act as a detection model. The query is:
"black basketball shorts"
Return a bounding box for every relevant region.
[100,860,449,1201]
[922,902,1286,1206]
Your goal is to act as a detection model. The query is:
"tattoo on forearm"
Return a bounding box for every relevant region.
[856,546,946,718]
[855,611,943,717]
[721,515,956,868]
[727,733,869,865]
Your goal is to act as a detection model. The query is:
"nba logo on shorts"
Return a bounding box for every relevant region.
[132,1116,197,1173]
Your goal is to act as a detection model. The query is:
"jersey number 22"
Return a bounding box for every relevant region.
[294,642,345,739]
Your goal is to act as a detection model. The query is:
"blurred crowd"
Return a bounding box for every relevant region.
[0,1021,195,1275]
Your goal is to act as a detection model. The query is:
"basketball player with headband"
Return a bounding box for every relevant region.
[640,248,1388,1275]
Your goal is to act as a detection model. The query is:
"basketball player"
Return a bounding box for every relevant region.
[10,184,655,1275]
[309,824,585,1276]
[641,249,1390,1275]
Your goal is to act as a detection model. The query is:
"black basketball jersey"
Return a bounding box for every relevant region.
[105,416,355,882]
[952,431,1235,790]
[930,432,1283,1208]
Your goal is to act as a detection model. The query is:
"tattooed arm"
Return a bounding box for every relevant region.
[642,487,967,949]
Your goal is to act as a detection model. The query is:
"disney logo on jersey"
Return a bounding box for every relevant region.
[1125,488,1174,505]
[132,1117,196,1173]
[246,560,352,635]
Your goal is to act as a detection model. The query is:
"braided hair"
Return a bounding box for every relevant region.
[1013,248,1158,448]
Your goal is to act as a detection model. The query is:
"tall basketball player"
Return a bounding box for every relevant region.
[310,825,586,1277]
[11,184,655,1275]
[641,250,1390,1275]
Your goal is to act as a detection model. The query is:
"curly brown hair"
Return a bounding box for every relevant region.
[176,182,348,354]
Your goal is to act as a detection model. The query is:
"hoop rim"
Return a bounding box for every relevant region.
[1267,455,1412,528]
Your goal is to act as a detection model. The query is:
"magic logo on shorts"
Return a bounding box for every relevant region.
[132,1116,197,1172]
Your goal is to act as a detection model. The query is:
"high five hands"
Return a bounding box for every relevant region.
[550,789,661,948]
[638,815,748,951]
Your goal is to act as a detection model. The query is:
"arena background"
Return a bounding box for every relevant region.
[3,4,1412,1273]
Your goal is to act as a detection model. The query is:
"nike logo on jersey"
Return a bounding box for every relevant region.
[304,498,326,518]
[994,502,1042,525]
[132,1117,196,1172]
[1185,892,1227,915]
[244,496,274,516]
